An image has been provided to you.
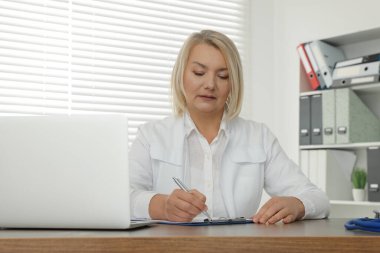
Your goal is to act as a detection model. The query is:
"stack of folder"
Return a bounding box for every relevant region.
[332,53,380,88]
[299,88,380,145]
[298,40,380,90]
[297,41,345,90]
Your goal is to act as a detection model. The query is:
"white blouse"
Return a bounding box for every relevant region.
[129,114,330,219]
[184,112,228,218]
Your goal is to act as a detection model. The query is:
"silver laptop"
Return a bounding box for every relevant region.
[0,115,152,229]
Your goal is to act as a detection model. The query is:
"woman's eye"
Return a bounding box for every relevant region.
[194,72,204,76]
[219,75,229,80]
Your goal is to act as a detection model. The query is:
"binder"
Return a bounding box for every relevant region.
[309,40,345,88]
[305,43,326,89]
[310,94,323,145]
[322,89,335,144]
[332,61,380,80]
[335,88,380,144]
[335,52,380,68]
[368,146,380,202]
[297,44,320,90]
[299,95,311,145]
[331,74,380,88]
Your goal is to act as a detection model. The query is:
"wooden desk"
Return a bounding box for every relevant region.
[0,218,378,253]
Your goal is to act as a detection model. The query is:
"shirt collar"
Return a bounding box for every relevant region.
[184,111,228,138]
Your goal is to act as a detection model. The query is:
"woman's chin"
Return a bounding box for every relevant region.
[192,106,223,115]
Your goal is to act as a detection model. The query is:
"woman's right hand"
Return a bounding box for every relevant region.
[149,189,208,222]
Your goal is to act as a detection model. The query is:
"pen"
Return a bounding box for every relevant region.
[172,177,212,221]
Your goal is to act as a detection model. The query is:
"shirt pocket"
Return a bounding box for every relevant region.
[229,146,266,178]
[150,143,182,165]
[150,143,182,194]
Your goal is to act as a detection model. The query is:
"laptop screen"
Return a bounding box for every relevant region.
[0,115,131,229]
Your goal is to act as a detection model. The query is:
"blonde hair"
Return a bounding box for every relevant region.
[171,30,244,120]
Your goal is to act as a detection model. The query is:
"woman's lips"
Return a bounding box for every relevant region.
[198,95,216,100]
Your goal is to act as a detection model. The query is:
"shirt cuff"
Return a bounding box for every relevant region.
[293,194,315,220]
[132,191,158,219]
[294,189,330,220]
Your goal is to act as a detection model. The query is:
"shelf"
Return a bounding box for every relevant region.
[300,142,380,150]
[330,200,380,207]
[299,82,380,97]
[323,26,380,46]
[299,90,322,97]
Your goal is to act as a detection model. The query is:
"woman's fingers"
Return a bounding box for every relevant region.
[165,189,208,221]
[253,196,305,224]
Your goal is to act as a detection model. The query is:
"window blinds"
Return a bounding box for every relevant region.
[0,0,249,143]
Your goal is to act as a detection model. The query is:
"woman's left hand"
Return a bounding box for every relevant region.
[252,196,305,224]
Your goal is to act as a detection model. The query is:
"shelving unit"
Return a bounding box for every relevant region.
[329,200,380,219]
[300,141,380,150]
[300,82,380,97]
[299,27,380,218]
[330,200,380,206]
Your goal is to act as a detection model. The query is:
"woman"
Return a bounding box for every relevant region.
[130,30,329,224]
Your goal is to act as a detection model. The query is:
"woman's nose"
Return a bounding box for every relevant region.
[204,74,216,89]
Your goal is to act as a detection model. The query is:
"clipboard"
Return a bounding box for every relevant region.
[158,217,254,226]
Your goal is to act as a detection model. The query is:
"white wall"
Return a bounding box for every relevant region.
[249,0,275,128]
[249,0,380,163]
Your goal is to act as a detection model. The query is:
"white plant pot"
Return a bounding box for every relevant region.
[352,188,366,202]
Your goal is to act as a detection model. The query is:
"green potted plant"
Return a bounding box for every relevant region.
[351,168,367,201]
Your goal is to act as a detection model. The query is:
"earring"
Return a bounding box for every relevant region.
[225,95,231,111]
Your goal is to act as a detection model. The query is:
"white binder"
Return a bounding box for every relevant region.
[332,61,380,80]
[335,52,380,68]
[331,74,380,88]
[322,89,335,145]
[309,40,345,88]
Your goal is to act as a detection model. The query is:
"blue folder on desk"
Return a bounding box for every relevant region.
[159,218,254,226]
